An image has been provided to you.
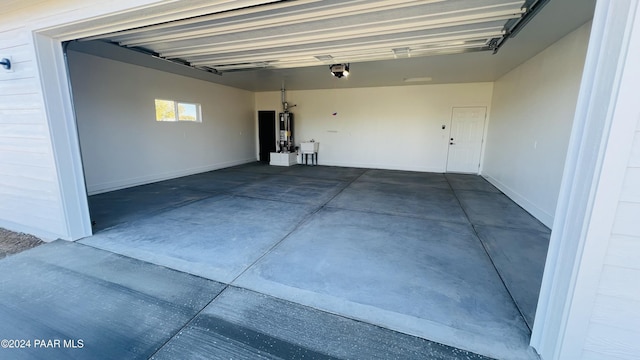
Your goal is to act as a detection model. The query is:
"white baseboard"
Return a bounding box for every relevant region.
[87,158,256,195]
[482,174,554,229]
[317,160,444,173]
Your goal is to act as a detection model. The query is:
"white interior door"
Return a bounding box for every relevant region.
[446,107,486,173]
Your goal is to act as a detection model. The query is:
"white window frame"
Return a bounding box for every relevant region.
[155,99,202,122]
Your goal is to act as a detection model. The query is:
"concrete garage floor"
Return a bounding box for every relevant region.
[0,163,550,359]
[0,241,488,360]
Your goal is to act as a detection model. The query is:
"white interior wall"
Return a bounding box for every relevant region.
[255,83,493,172]
[482,22,592,228]
[67,50,256,194]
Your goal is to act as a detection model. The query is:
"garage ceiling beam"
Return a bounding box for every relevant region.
[78,0,536,73]
[186,30,504,66]
[114,0,444,47]
[50,0,284,41]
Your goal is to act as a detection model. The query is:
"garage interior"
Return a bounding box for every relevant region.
[59,0,595,359]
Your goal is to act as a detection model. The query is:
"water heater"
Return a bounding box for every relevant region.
[279,111,294,153]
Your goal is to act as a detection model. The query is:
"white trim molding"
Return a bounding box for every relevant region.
[33,33,92,240]
[531,1,640,358]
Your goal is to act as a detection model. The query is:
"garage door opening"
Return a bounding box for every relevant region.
[64,42,549,358]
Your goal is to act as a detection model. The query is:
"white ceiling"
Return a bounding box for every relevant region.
[70,0,596,91]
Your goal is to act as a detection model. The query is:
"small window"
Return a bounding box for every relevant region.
[155,99,201,122]
[178,102,199,121]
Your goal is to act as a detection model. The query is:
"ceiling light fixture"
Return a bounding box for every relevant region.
[392,47,410,58]
[315,55,333,62]
[330,63,349,78]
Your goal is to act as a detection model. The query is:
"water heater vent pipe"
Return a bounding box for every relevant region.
[281,87,287,112]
